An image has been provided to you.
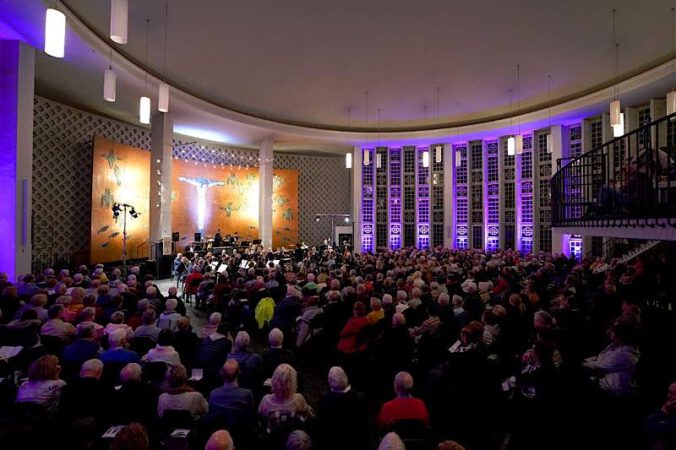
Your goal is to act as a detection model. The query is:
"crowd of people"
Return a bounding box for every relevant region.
[0,244,675,450]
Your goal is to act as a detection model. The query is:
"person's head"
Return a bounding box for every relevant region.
[145,286,157,299]
[392,312,406,327]
[205,430,234,450]
[221,359,240,384]
[177,316,191,331]
[110,423,149,450]
[80,358,104,379]
[30,293,47,308]
[437,441,466,450]
[111,311,125,324]
[78,322,96,339]
[47,304,64,320]
[164,298,178,313]
[393,371,414,397]
[157,328,174,347]
[208,312,222,326]
[141,309,157,326]
[378,432,405,450]
[382,293,393,305]
[285,430,312,450]
[609,316,637,344]
[271,363,297,400]
[27,354,61,381]
[234,331,251,351]
[269,328,284,349]
[438,292,450,306]
[109,327,128,349]
[353,301,366,317]
[663,382,676,414]
[327,366,349,393]
[165,363,188,388]
[168,286,178,297]
[533,310,553,332]
[370,297,382,311]
[452,295,464,308]
[120,363,143,383]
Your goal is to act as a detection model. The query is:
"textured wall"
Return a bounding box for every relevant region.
[32,97,350,267]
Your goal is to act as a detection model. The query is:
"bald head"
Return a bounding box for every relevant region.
[120,363,143,383]
[221,359,240,384]
[205,430,234,450]
[81,359,104,379]
[394,371,414,396]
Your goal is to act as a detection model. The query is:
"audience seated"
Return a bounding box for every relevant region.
[143,328,181,366]
[378,371,429,430]
[157,363,208,420]
[227,331,264,392]
[15,354,66,414]
[262,328,296,379]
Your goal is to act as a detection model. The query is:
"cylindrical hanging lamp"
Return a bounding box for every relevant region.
[110,0,128,44]
[139,96,151,124]
[103,68,116,102]
[158,82,170,112]
[45,8,66,58]
[345,152,352,169]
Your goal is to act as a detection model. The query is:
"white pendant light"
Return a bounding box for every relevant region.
[507,136,516,156]
[364,150,370,166]
[103,68,116,102]
[612,112,625,137]
[422,150,430,168]
[376,153,382,169]
[455,149,462,162]
[668,90,676,117]
[44,8,65,58]
[158,82,170,112]
[345,152,352,169]
[546,133,553,154]
[435,145,442,163]
[139,96,151,124]
[110,0,128,44]
[609,100,621,127]
[515,135,524,155]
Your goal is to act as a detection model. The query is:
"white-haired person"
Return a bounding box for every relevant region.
[111,363,160,427]
[285,430,313,450]
[262,328,296,379]
[377,432,406,450]
[377,371,429,430]
[157,298,181,331]
[227,331,264,391]
[258,363,314,433]
[201,312,222,338]
[316,366,369,450]
[101,328,141,365]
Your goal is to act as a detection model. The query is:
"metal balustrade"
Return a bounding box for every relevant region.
[551,113,676,228]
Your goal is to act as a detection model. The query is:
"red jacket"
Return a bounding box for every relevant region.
[337,316,369,354]
[378,396,429,429]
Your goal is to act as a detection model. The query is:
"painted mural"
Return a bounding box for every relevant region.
[172,160,299,250]
[90,136,150,264]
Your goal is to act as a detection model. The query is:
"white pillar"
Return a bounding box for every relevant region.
[259,139,273,249]
[550,125,568,255]
[150,112,173,247]
[352,146,362,252]
[0,41,34,281]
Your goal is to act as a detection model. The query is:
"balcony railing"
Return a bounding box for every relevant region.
[551,113,676,228]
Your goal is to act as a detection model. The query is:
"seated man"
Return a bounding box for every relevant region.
[205,430,234,450]
[194,322,232,381]
[377,371,429,430]
[101,328,141,365]
[262,328,295,379]
[60,359,115,423]
[112,363,160,428]
[40,304,76,341]
[227,331,263,392]
[207,359,256,448]
[157,298,181,331]
[62,323,102,367]
[134,308,161,342]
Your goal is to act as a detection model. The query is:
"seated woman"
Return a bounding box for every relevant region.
[15,354,67,414]
[258,363,314,433]
[157,363,208,420]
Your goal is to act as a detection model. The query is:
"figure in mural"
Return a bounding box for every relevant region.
[178,176,225,232]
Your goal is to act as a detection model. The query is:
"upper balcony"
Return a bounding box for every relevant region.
[551,112,676,240]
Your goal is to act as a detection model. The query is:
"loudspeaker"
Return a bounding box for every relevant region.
[172,232,180,242]
[194,232,202,242]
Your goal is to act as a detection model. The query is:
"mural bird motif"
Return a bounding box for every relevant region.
[100,188,115,209]
[102,149,121,169]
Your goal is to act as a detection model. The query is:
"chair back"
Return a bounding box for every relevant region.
[131,336,157,356]
[40,335,67,357]
[389,419,429,450]
[143,361,169,387]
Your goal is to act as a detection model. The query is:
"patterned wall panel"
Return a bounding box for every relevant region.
[33,97,151,267]
[33,96,350,267]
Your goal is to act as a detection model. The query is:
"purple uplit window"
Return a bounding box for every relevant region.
[361,149,375,253]
[417,148,430,249]
[389,149,402,250]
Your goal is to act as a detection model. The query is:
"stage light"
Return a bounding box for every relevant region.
[315,216,320,222]
[344,216,350,223]
[112,203,120,219]
[110,0,128,44]
[45,8,66,58]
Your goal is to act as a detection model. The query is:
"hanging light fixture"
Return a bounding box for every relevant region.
[110,0,128,44]
[507,137,516,156]
[345,152,352,169]
[103,48,116,102]
[44,7,66,58]
[435,145,442,163]
[376,153,382,169]
[455,148,462,162]
[609,9,622,126]
[515,64,524,155]
[364,149,370,166]
[668,8,676,116]
[612,112,625,137]
[139,18,151,124]
[158,0,170,112]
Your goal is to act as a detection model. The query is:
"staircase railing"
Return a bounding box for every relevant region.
[551,112,676,228]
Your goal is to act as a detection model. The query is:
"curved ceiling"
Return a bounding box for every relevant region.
[60,0,676,130]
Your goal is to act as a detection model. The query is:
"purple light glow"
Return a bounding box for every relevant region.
[0,41,19,281]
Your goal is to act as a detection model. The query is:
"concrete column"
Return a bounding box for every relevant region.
[0,41,34,281]
[259,139,273,249]
[550,125,568,255]
[150,112,173,248]
[443,143,454,248]
[352,147,362,252]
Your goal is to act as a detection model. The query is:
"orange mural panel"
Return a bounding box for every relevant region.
[171,160,298,250]
[90,136,150,264]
